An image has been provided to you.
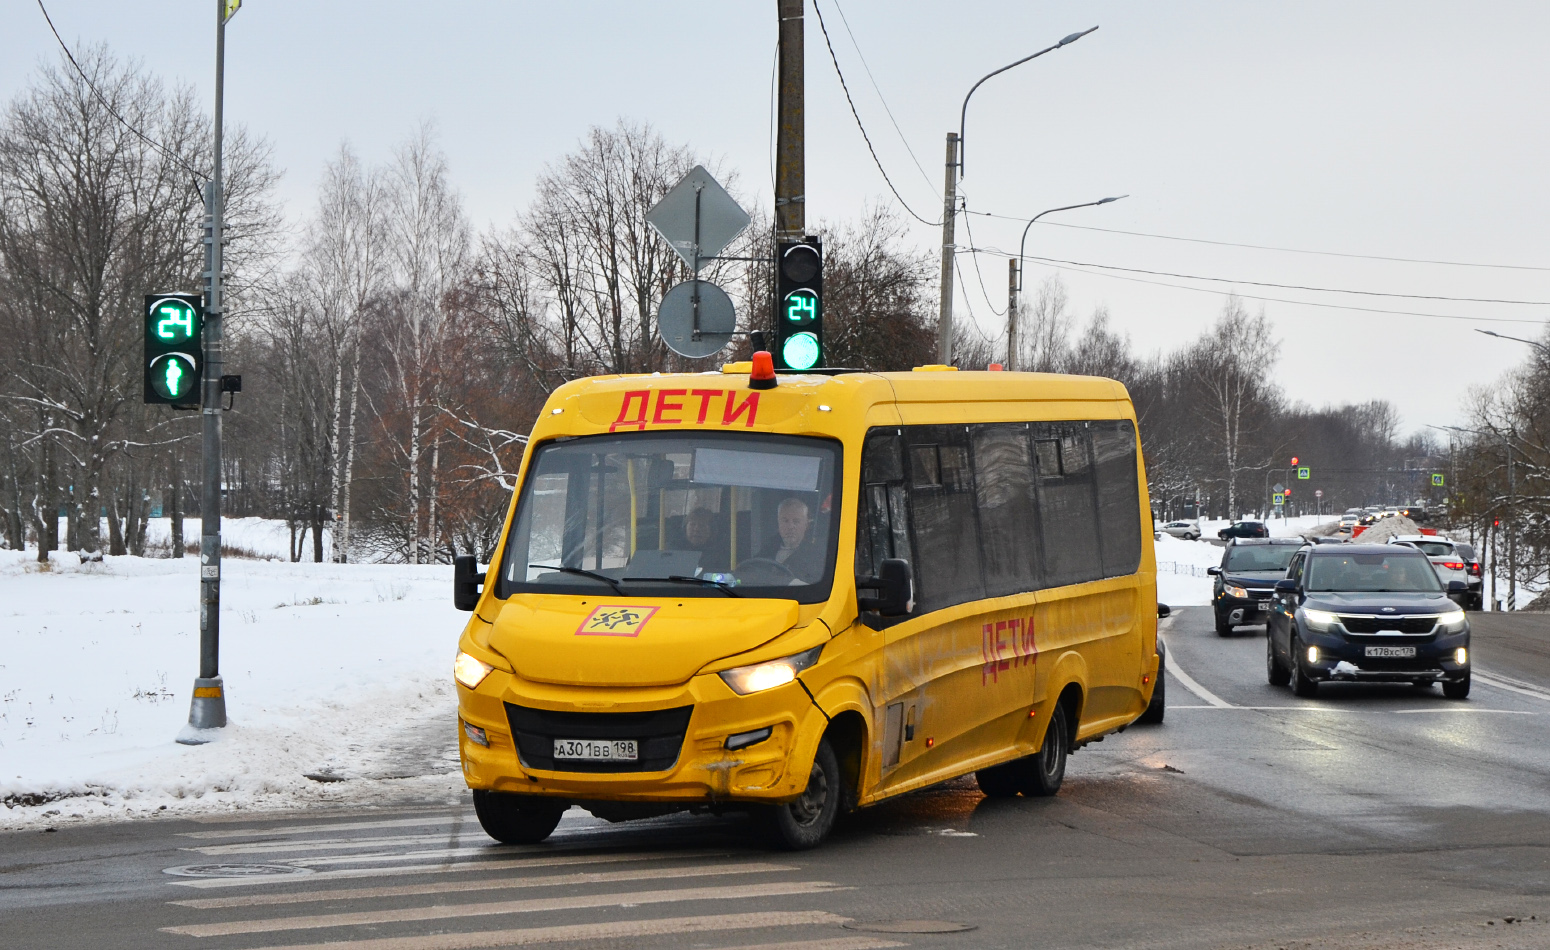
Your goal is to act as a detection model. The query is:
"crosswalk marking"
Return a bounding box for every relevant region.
[170,850,727,889]
[180,815,465,840]
[169,861,797,908]
[188,832,480,855]
[237,910,858,950]
[160,881,847,937]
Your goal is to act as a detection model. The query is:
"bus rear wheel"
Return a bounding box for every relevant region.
[760,739,840,850]
[472,790,566,845]
[1019,702,1070,797]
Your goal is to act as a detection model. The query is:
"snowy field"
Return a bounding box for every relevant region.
[1154,515,1337,607]
[0,541,462,830]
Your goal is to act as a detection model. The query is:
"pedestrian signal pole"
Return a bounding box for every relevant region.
[181,0,240,741]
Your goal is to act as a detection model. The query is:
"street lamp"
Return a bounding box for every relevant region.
[1475,328,1550,354]
[1007,195,1126,370]
[937,26,1099,364]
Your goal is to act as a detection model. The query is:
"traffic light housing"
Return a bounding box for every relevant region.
[774,237,822,370]
[144,294,203,407]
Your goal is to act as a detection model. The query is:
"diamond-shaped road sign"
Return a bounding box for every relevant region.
[646,165,750,272]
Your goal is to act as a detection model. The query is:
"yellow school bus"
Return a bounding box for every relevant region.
[452,361,1163,849]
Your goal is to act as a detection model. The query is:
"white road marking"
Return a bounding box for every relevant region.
[180,815,465,840]
[1475,670,1550,703]
[160,881,847,937]
[1170,705,1532,714]
[232,910,856,950]
[188,832,471,855]
[170,850,725,889]
[1391,707,1535,714]
[1158,633,1233,707]
[169,861,796,908]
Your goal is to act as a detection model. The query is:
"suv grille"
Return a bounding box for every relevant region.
[504,703,693,773]
[1339,615,1436,634]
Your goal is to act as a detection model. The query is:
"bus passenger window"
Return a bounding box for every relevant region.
[906,426,984,611]
[1035,424,1102,588]
[971,425,1041,597]
[1091,421,1142,577]
[857,432,911,581]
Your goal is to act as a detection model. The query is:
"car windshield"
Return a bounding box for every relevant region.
[1224,545,1299,572]
[1406,541,1454,557]
[1305,552,1444,592]
[497,432,841,602]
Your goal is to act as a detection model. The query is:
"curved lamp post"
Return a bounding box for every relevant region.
[1006,195,1126,370]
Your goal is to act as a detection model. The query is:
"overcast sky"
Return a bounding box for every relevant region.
[5,1,1547,436]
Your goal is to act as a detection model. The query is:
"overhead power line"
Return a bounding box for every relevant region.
[811,0,940,227]
[35,0,206,184]
[967,245,1546,326]
[965,208,1550,273]
[829,0,937,192]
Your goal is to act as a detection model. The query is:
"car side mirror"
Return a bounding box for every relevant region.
[454,554,486,611]
[1207,566,1221,576]
[1447,579,1466,593]
[1274,579,1298,593]
[1157,603,1171,618]
[858,558,914,617]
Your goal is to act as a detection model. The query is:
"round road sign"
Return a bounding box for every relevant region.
[658,279,735,359]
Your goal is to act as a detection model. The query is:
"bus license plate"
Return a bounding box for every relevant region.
[1364,646,1416,658]
[553,739,638,762]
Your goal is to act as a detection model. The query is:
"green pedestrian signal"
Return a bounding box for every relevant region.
[145,294,202,407]
[774,239,822,370]
[1297,466,1310,480]
[1432,473,1445,487]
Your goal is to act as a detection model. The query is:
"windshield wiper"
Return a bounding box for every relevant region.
[627,574,742,597]
[529,563,625,595]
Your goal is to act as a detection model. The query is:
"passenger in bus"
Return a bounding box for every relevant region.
[757,496,823,583]
[682,507,729,573]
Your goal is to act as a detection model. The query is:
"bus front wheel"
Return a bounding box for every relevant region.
[472,790,566,845]
[761,739,841,850]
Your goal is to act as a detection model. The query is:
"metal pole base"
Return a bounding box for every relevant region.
[177,676,227,744]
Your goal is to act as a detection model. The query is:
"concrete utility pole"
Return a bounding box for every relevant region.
[774,0,805,241]
[1508,438,1516,610]
[1006,257,1019,370]
[936,132,959,364]
[183,0,235,741]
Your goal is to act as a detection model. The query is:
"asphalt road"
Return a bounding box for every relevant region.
[5,608,1550,950]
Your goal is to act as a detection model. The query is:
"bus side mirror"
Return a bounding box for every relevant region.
[1157,603,1171,618]
[454,555,486,611]
[858,558,914,617]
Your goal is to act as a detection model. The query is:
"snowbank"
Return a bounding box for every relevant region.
[1153,533,1222,606]
[0,551,463,829]
[1351,515,1421,545]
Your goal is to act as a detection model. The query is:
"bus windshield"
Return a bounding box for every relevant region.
[497,432,841,602]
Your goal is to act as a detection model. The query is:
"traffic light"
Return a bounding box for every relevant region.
[1290,456,1299,466]
[144,294,202,407]
[774,237,822,370]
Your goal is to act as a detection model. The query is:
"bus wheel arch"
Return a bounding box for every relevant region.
[1055,682,1085,753]
[821,710,866,813]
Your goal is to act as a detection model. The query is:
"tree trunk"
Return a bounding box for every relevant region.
[313,505,325,562]
[170,449,185,559]
[427,435,440,563]
[327,342,346,562]
[107,489,127,556]
[408,401,421,564]
[339,334,363,564]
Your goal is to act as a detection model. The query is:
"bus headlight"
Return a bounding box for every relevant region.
[454,652,495,690]
[1301,608,1340,632]
[718,646,823,696]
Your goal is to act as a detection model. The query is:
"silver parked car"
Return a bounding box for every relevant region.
[1388,536,1470,599]
[1161,520,1202,541]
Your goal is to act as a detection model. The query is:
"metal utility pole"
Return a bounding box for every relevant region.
[182,0,236,741]
[1006,258,1019,370]
[1007,196,1124,371]
[1508,439,1516,610]
[774,0,805,242]
[936,132,958,364]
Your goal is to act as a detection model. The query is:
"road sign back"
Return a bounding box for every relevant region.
[646,165,750,271]
[658,280,735,359]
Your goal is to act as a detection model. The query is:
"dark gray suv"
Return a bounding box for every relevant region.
[1266,544,1471,699]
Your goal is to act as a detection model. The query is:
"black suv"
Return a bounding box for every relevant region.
[1266,543,1471,699]
[1218,521,1269,540]
[1209,538,1303,636]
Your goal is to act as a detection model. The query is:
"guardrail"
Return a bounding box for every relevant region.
[1156,560,1212,577]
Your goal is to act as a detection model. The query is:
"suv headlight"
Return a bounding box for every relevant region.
[454,651,495,689]
[718,646,823,696]
[1224,584,1249,599]
[1301,608,1340,632]
[1437,609,1466,633]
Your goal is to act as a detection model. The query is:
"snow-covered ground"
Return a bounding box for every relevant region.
[0,545,461,830]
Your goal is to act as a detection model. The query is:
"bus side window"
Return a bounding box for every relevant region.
[905,426,985,612]
[971,424,1041,597]
[1091,421,1142,577]
[857,431,911,579]
[1034,423,1103,588]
